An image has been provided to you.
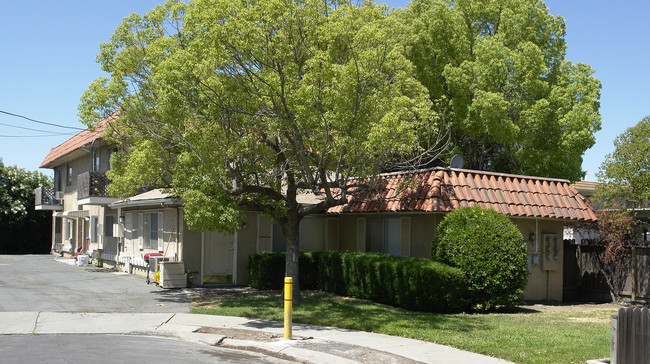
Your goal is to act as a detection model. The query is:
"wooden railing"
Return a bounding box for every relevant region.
[34,186,63,207]
[77,171,110,199]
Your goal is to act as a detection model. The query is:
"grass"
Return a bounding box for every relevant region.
[191,290,615,364]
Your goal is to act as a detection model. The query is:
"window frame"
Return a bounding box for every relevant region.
[66,164,73,186]
[104,214,116,238]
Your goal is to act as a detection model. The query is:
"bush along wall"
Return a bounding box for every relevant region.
[432,206,529,310]
[248,251,470,313]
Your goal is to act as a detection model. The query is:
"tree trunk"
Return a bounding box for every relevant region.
[282,208,301,300]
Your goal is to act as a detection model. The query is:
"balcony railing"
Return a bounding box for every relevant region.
[77,171,111,200]
[34,186,63,210]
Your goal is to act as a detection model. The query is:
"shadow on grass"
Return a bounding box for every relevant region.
[192,289,488,335]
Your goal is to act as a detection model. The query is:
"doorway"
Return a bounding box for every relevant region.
[202,231,234,284]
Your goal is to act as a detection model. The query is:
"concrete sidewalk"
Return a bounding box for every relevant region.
[0,311,512,363]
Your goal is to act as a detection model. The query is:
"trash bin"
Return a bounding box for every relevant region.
[77,255,89,266]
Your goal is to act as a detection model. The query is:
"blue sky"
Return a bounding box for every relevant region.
[0,0,647,181]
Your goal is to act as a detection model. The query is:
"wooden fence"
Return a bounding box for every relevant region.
[611,307,650,364]
[564,241,650,302]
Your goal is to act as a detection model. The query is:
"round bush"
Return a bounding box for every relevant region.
[432,206,528,309]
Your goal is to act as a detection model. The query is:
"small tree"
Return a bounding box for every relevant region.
[596,115,650,209]
[0,160,52,253]
[568,209,635,301]
[432,206,528,309]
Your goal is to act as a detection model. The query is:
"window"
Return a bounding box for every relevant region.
[104,215,115,238]
[108,148,118,170]
[90,216,99,244]
[299,217,324,252]
[55,168,62,191]
[93,153,100,172]
[66,220,74,241]
[366,217,401,256]
[143,212,160,250]
[54,218,61,234]
[66,164,73,186]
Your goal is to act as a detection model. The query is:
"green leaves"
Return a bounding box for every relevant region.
[80,0,438,234]
[596,115,650,209]
[399,0,601,180]
[432,206,528,310]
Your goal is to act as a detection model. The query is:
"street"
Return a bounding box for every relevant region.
[0,255,294,363]
[0,334,294,363]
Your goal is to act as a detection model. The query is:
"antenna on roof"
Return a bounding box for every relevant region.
[449,154,464,169]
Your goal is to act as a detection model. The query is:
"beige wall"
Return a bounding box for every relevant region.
[178,211,275,286]
[182,211,202,282]
[511,218,565,301]
[50,144,116,255]
[235,211,261,285]
[322,213,567,302]
[121,207,182,262]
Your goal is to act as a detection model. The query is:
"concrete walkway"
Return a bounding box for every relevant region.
[0,311,512,363]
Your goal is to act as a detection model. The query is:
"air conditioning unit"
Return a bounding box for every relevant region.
[55,191,64,200]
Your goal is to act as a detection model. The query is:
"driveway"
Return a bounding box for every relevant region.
[0,255,189,313]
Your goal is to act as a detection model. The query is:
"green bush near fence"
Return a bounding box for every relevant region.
[248,251,470,312]
[432,206,528,310]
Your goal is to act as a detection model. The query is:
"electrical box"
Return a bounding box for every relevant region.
[541,234,561,271]
[113,223,124,238]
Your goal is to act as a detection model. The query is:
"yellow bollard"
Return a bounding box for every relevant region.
[284,277,293,340]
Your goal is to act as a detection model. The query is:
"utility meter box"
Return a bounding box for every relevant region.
[160,261,187,289]
[541,234,561,271]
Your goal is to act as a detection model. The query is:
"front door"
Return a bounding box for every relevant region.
[202,231,234,284]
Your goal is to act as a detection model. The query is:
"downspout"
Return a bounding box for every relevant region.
[233,231,238,285]
[176,207,181,262]
[90,139,97,172]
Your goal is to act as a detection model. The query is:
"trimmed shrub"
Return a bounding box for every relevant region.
[248,251,470,312]
[247,251,319,290]
[432,206,528,309]
[248,252,285,290]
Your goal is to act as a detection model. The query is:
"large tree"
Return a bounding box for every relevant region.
[596,115,650,209]
[397,0,601,180]
[0,160,52,253]
[79,0,441,297]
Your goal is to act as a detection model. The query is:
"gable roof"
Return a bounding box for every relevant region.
[39,113,116,169]
[327,168,597,221]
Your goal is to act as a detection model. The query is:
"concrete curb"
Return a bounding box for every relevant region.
[0,312,513,363]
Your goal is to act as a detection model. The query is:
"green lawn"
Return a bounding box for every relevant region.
[191,290,614,364]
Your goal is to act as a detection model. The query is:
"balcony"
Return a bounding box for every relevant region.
[34,186,63,211]
[77,171,117,206]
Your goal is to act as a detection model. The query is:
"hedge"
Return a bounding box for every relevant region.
[248,251,469,312]
[432,206,528,309]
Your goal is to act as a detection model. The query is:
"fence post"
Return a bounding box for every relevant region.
[610,313,617,364]
[632,247,637,302]
[284,277,293,340]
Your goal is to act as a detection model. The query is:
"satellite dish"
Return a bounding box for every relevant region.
[449,154,464,169]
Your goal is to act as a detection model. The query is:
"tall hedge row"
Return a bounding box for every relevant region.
[248,251,469,312]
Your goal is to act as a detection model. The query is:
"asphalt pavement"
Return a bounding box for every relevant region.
[0,255,188,312]
[0,255,513,363]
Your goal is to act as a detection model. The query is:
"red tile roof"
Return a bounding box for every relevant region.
[39,114,116,169]
[327,168,597,221]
